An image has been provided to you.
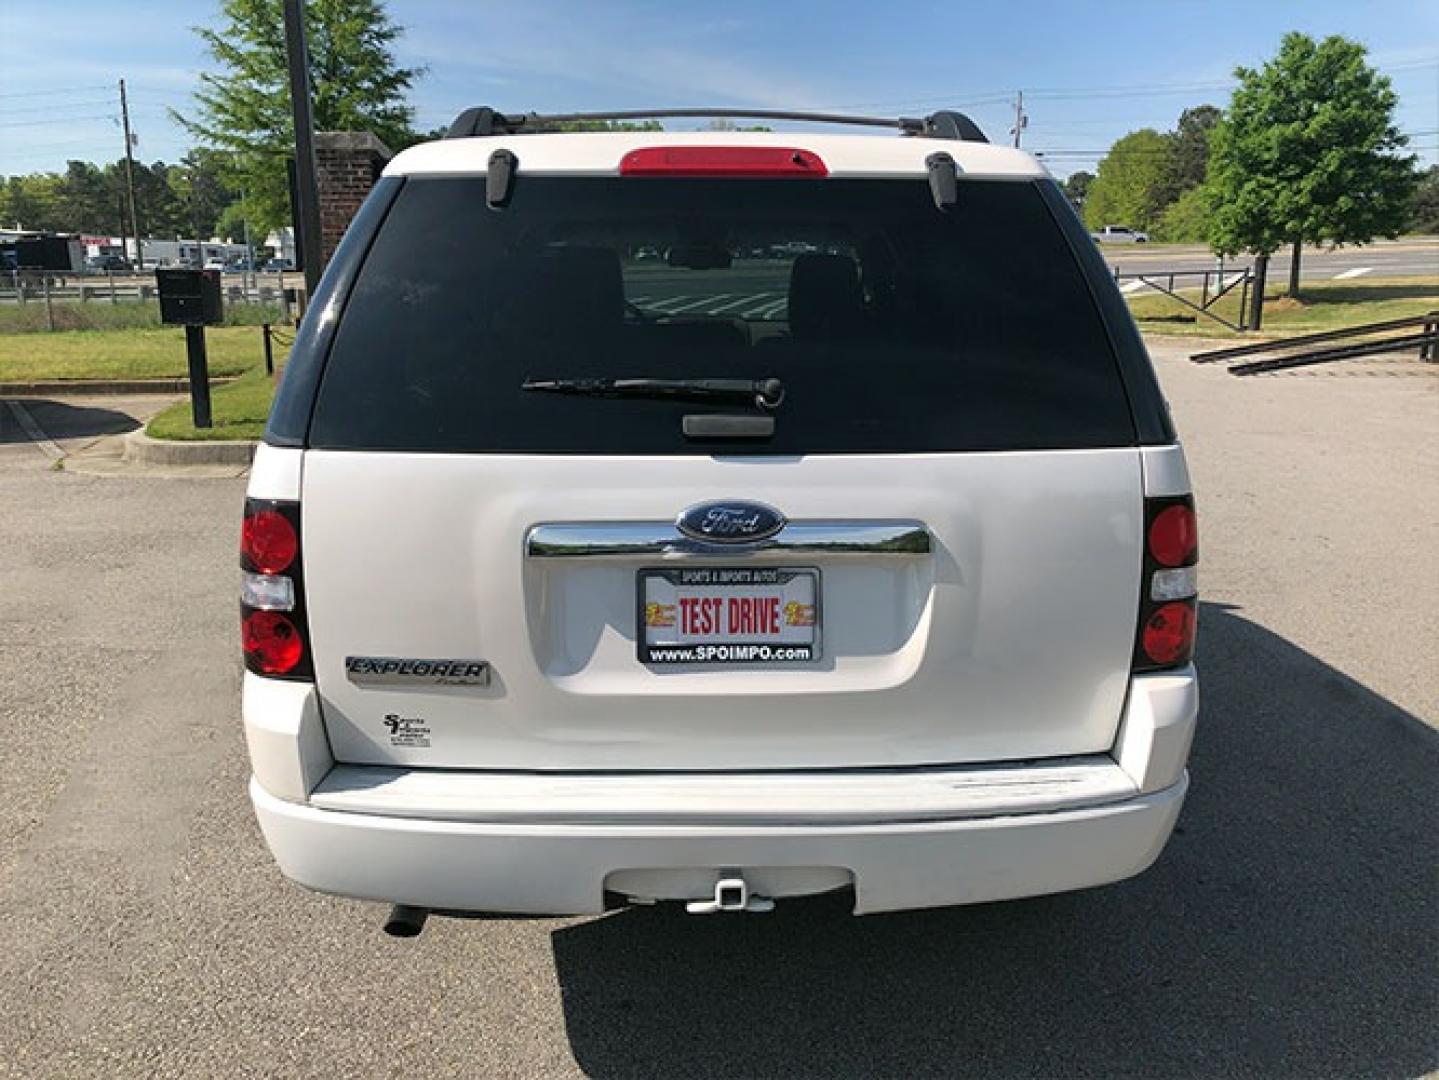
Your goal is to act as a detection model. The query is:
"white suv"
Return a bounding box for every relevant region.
[240,109,1198,932]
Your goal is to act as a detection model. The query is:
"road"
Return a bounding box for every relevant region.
[0,353,1435,1078]
[1097,235,1438,281]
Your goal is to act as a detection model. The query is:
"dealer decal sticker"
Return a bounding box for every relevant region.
[383,714,431,748]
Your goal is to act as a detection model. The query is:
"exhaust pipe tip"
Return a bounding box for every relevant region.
[383,904,429,938]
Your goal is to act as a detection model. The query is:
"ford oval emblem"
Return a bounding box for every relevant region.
[676,500,786,544]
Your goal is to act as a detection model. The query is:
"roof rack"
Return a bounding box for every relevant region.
[445,107,988,143]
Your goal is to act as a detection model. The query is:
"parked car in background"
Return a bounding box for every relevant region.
[1091,225,1150,243]
[85,254,132,273]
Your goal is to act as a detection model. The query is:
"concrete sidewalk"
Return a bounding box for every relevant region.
[0,393,254,478]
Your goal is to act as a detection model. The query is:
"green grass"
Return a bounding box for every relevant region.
[1129,277,1439,339]
[146,365,277,441]
[0,325,285,382]
[0,299,288,334]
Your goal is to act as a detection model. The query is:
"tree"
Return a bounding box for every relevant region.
[1153,186,1210,243]
[549,119,664,133]
[0,157,251,241]
[1082,129,1174,232]
[168,149,243,240]
[177,0,421,235]
[701,119,773,132]
[0,173,66,232]
[1165,105,1221,198]
[57,162,120,234]
[1061,170,1093,210]
[129,161,188,239]
[1409,166,1439,234]
[1206,32,1417,297]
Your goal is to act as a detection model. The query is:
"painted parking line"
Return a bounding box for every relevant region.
[740,299,787,318]
[1333,267,1373,280]
[656,294,738,315]
[630,292,789,318]
[709,292,781,315]
[636,295,693,313]
[4,399,64,460]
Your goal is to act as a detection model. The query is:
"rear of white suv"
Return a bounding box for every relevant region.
[241,112,1198,926]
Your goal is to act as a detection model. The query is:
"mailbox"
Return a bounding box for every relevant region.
[156,268,224,326]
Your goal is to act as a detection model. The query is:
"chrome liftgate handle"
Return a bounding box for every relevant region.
[524,521,932,560]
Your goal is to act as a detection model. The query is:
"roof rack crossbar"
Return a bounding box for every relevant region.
[446,107,988,143]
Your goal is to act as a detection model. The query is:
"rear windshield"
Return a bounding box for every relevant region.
[309,176,1136,453]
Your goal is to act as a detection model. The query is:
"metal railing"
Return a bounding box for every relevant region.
[0,269,307,330]
[1112,265,1254,331]
[1190,311,1439,375]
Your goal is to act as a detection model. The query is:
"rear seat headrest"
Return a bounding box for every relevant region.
[532,245,624,332]
[788,253,864,341]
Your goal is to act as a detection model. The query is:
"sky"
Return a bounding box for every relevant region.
[1,0,1436,180]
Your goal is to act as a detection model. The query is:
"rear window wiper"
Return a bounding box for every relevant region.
[521,376,785,409]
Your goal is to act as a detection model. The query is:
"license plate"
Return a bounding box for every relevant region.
[638,567,820,665]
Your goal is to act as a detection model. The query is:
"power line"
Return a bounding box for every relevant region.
[0,84,114,100]
[814,58,1438,115]
[0,99,118,117]
[0,114,116,129]
[819,92,1013,111]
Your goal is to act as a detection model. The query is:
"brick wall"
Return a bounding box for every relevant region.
[314,131,392,268]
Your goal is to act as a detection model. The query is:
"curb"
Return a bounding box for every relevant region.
[0,376,239,396]
[122,428,257,466]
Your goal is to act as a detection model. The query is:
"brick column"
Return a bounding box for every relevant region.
[314,131,392,268]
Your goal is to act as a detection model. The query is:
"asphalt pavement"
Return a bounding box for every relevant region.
[0,350,1435,1078]
[1095,236,1438,281]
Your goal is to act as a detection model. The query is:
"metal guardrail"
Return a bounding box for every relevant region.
[0,270,302,302]
[1113,266,1253,331]
[1190,311,1439,375]
[0,269,306,330]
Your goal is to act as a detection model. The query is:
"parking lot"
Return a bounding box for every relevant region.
[0,341,1435,1078]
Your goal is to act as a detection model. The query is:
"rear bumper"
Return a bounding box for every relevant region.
[251,772,1186,915]
[243,666,1197,915]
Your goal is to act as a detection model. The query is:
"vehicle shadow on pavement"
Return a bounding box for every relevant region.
[0,398,139,444]
[550,602,1438,1079]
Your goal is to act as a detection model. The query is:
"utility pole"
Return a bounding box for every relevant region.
[283,0,324,299]
[119,79,143,269]
[241,187,254,298]
[1011,91,1027,148]
[190,161,204,256]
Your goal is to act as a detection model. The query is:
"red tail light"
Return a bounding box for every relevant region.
[1134,495,1198,671]
[241,509,298,574]
[241,498,312,679]
[242,611,305,674]
[1149,504,1198,567]
[1142,603,1197,666]
[619,146,829,178]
